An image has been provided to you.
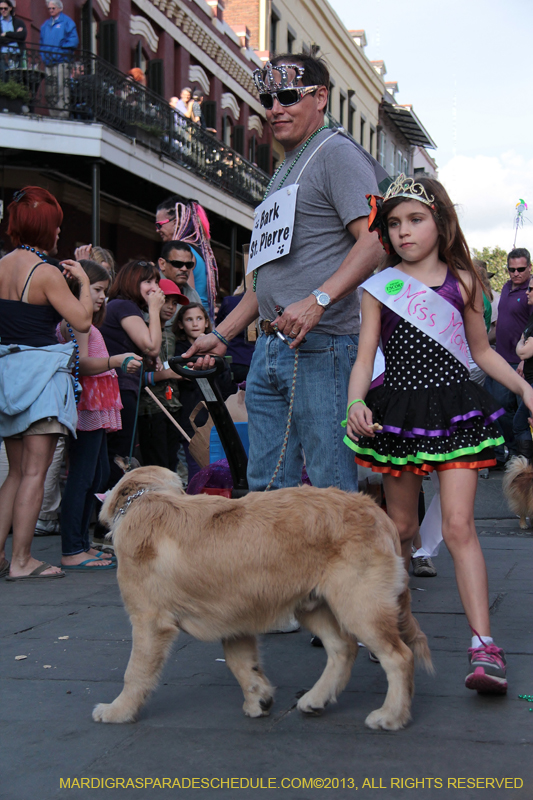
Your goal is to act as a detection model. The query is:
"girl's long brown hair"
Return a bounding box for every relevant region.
[381,177,481,309]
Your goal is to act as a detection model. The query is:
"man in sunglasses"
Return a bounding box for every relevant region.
[158,241,202,312]
[486,247,532,462]
[184,53,385,495]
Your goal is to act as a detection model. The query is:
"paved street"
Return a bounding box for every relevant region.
[1,471,532,800]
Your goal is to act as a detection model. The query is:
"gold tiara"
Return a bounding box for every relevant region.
[383,174,435,207]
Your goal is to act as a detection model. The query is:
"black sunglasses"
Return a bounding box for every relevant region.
[526,286,533,292]
[165,258,193,270]
[508,266,528,273]
[259,85,320,110]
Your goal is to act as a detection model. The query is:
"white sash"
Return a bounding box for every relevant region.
[362,268,470,372]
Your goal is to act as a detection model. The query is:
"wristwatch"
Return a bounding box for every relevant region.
[311,289,332,309]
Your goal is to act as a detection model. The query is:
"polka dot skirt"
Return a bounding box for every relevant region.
[352,320,504,473]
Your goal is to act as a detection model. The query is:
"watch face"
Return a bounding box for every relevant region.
[317,292,330,306]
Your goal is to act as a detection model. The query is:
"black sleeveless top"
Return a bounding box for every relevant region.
[0,263,62,347]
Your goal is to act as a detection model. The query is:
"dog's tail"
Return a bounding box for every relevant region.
[502,455,533,515]
[398,588,434,674]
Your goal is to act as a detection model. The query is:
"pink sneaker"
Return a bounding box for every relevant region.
[465,642,507,695]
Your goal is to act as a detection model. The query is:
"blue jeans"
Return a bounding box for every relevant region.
[60,428,110,556]
[246,331,359,492]
[485,366,520,457]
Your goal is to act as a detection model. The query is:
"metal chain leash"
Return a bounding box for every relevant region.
[264,348,299,492]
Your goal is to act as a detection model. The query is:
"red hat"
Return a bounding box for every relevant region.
[159,278,189,305]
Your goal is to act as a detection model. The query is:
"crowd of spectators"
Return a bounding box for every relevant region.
[0,186,253,579]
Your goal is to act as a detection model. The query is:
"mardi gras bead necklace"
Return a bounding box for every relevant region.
[252,125,328,292]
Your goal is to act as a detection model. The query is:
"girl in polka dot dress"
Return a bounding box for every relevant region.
[344,176,533,695]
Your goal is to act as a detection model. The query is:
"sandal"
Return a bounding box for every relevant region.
[62,558,116,571]
[0,558,10,579]
[6,562,65,581]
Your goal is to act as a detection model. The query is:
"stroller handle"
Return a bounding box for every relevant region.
[169,355,226,380]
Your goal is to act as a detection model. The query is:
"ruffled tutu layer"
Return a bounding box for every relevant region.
[344,379,505,477]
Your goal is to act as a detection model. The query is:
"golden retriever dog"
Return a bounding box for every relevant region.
[92,466,433,731]
[502,455,533,529]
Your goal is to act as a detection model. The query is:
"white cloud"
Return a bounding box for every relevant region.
[439,152,533,252]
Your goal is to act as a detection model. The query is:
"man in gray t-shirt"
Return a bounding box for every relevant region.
[184,53,384,493]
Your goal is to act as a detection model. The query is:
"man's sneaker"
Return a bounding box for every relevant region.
[465,642,508,694]
[411,548,437,577]
[34,518,60,536]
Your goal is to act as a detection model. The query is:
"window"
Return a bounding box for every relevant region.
[100,20,117,66]
[270,11,279,54]
[328,79,335,115]
[360,117,365,147]
[249,134,257,163]
[396,149,403,175]
[147,60,164,97]
[134,41,147,73]
[222,114,233,147]
[339,93,346,127]
[348,103,355,136]
[81,0,96,53]
[257,144,271,174]
[369,128,375,158]
[378,131,386,167]
[232,125,245,155]
[202,100,217,132]
[287,29,296,53]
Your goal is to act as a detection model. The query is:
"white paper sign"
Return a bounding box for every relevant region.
[246,185,299,274]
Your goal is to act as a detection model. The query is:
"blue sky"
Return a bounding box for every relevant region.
[329,0,533,250]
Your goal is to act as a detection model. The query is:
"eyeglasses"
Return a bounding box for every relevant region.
[165,259,193,270]
[155,218,173,230]
[0,6,11,10]
[508,266,528,273]
[259,85,320,110]
[526,286,533,293]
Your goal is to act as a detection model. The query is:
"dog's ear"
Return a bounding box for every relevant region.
[100,472,140,525]
[114,455,133,473]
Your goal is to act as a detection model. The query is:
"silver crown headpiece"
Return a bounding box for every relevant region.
[383,173,435,207]
[253,61,305,93]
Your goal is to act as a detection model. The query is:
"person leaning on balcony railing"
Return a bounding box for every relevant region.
[0,0,27,57]
[40,0,78,64]
[40,0,78,117]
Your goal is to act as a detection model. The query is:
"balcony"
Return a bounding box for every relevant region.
[0,47,270,208]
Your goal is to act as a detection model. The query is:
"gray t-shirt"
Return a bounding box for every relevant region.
[255,128,378,335]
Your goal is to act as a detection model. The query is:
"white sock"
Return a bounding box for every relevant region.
[471,635,493,649]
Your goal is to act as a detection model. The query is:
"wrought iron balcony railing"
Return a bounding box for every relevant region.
[0,46,270,207]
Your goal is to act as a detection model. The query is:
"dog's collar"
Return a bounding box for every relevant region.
[115,488,147,520]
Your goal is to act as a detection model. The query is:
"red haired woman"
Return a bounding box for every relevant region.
[0,186,93,580]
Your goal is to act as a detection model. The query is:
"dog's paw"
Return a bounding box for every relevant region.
[297,692,329,716]
[364,707,409,731]
[92,702,136,724]
[243,698,272,718]
[519,517,530,530]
